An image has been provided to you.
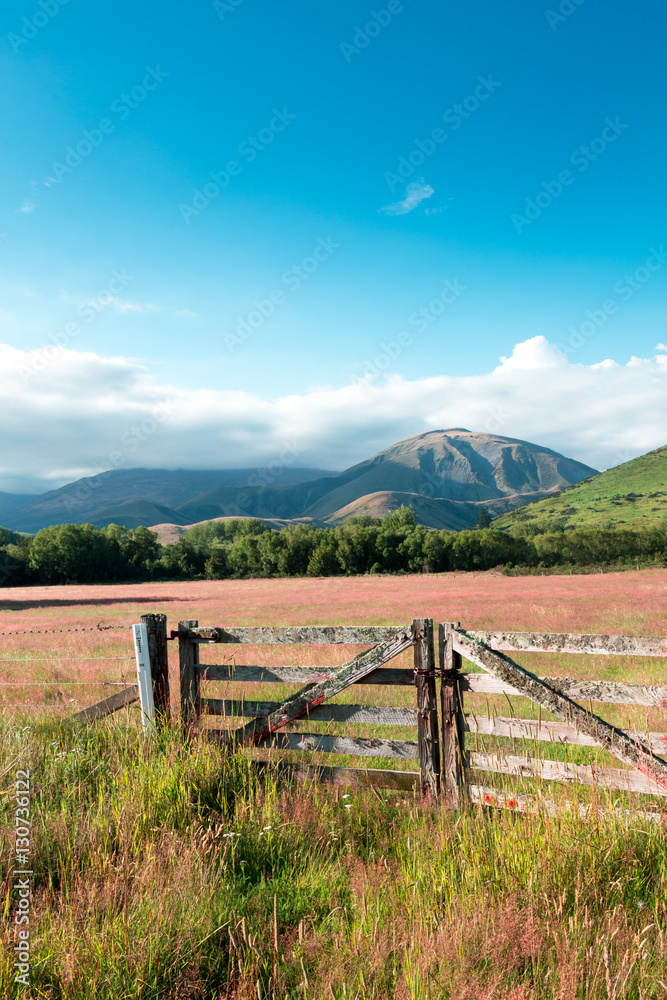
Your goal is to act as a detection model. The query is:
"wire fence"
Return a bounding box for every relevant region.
[0,623,137,716]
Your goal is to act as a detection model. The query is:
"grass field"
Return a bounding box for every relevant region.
[495,444,667,532]
[1,571,667,997]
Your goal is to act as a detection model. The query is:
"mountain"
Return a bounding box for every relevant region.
[0,491,38,516]
[172,429,598,528]
[1,430,598,534]
[494,444,667,532]
[324,488,560,529]
[1,467,334,534]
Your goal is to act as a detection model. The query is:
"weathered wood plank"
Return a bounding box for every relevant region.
[187,625,404,645]
[469,751,667,798]
[226,627,415,745]
[453,627,667,793]
[141,612,170,720]
[215,730,418,759]
[201,699,417,725]
[414,618,440,797]
[465,714,667,754]
[179,619,200,728]
[199,663,414,686]
[461,672,667,707]
[69,685,138,724]
[440,623,465,807]
[469,784,664,822]
[468,630,667,658]
[252,758,419,791]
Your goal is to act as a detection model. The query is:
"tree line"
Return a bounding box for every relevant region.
[1,507,665,586]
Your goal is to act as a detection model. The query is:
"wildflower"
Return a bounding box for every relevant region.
[344,804,353,810]
[262,825,273,831]
[342,794,350,799]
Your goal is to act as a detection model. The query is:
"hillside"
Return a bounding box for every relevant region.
[0,467,333,534]
[0,491,36,515]
[0,430,597,533]
[495,444,667,531]
[173,429,597,529]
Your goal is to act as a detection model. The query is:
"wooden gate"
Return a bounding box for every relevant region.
[444,624,667,814]
[176,618,441,795]
[172,619,667,815]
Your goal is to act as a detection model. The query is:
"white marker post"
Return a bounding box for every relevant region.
[132,623,156,735]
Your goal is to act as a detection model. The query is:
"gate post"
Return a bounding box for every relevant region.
[140,613,169,722]
[413,618,440,798]
[179,619,200,731]
[440,622,466,808]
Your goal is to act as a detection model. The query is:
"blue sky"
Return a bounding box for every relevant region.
[1,0,666,490]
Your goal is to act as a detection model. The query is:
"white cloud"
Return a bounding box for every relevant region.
[381,181,434,216]
[175,308,198,318]
[1,335,666,492]
[496,336,567,371]
[17,201,35,214]
[657,342,667,352]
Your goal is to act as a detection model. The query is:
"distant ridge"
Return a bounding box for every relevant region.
[495,444,667,531]
[0,430,598,533]
[0,467,334,534]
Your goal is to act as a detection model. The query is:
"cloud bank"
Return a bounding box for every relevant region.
[2,336,666,492]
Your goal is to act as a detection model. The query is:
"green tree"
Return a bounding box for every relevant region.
[475,510,492,529]
[28,524,122,583]
[307,531,340,576]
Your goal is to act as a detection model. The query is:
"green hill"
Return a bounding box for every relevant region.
[495,444,667,532]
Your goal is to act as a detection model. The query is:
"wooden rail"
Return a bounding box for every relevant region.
[178,622,667,812]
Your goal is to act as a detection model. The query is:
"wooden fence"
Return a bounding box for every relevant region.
[174,618,667,814]
[9,612,665,816]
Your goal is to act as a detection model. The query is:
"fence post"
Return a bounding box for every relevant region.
[140,613,169,722]
[440,622,466,808]
[132,622,156,735]
[413,618,440,798]
[179,619,200,730]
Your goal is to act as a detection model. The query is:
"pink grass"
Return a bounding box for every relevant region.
[0,570,665,712]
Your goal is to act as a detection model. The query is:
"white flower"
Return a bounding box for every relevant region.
[342,794,350,799]
[344,804,353,810]
[263,825,273,831]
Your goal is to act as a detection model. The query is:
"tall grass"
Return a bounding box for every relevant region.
[1,717,666,999]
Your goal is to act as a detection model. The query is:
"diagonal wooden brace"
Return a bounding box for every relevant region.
[452,626,667,794]
[225,626,415,747]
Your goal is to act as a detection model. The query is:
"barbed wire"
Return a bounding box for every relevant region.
[0,623,132,636]
[0,680,131,686]
[0,704,78,709]
[0,656,133,663]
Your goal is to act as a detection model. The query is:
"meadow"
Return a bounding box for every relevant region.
[1,569,667,998]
